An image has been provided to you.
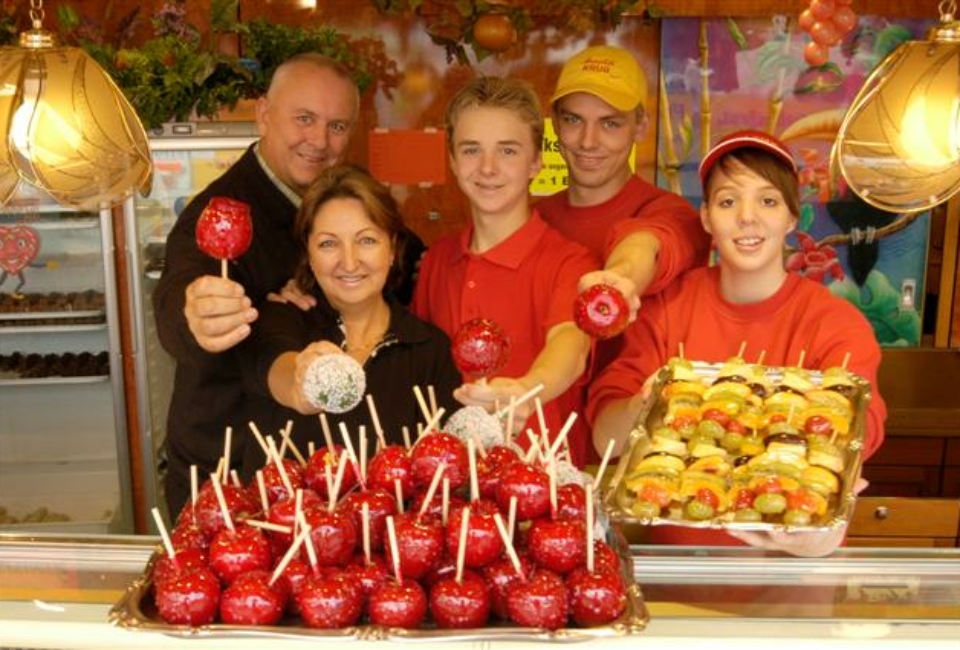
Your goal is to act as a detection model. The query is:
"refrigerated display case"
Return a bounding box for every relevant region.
[124,122,258,526]
[0,185,133,534]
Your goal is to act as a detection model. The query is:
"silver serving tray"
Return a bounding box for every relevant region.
[109,524,648,641]
[603,361,870,533]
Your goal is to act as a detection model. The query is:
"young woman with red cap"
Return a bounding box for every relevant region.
[586,130,886,556]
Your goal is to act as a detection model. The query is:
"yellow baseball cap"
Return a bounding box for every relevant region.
[550,45,647,112]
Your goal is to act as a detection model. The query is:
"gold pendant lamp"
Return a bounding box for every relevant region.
[832,0,960,213]
[0,0,152,210]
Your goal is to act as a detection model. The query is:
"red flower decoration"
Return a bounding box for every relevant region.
[785,232,845,284]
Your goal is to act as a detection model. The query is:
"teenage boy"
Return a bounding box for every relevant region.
[412,76,598,465]
[539,45,711,321]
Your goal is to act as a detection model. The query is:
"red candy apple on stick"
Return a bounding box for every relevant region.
[150,507,221,626]
[452,318,510,381]
[429,506,492,629]
[573,283,630,340]
[195,197,253,278]
[367,516,429,629]
[566,479,627,626]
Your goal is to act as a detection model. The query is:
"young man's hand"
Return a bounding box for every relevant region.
[184,275,257,352]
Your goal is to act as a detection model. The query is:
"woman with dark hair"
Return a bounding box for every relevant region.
[239,163,460,475]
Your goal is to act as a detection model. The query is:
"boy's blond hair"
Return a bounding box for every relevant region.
[444,76,544,153]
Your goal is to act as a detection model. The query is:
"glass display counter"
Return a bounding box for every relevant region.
[0,534,957,649]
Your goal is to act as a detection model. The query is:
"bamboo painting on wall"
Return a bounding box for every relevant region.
[656,15,937,346]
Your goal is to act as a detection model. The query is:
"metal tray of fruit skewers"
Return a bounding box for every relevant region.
[110,508,648,641]
[603,359,870,533]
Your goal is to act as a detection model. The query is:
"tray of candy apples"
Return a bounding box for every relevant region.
[603,355,870,532]
[110,405,649,641]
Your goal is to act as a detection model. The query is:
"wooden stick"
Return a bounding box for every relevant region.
[337,422,363,488]
[151,507,176,560]
[797,349,807,368]
[271,527,309,586]
[296,512,318,571]
[585,478,595,574]
[278,421,307,467]
[841,352,851,370]
[413,385,432,424]
[386,515,403,586]
[595,439,616,492]
[230,470,242,488]
[255,470,269,512]
[442,478,450,526]
[266,436,294,497]
[455,506,470,584]
[394,478,405,514]
[417,462,447,520]
[494,384,544,418]
[427,385,439,420]
[421,407,446,436]
[244,519,292,534]
[210,474,234,532]
[736,341,747,359]
[222,426,232,485]
[534,397,548,437]
[366,394,388,450]
[468,438,479,502]
[401,426,412,450]
[757,350,767,366]
[508,496,517,544]
[221,258,228,279]
[190,465,198,519]
[547,412,578,460]
[247,421,269,455]
[329,450,349,511]
[548,457,558,518]
[319,413,335,451]
[359,425,368,485]
[493,512,526,581]
[678,342,686,359]
[361,502,372,565]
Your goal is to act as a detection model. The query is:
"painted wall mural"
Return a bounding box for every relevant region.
[656,15,935,346]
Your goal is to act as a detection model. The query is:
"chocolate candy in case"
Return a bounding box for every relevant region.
[602,361,870,533]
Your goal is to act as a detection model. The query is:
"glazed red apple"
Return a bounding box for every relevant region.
[366,445,415,500]
[273,556,311,616]
[343,553,391,597]
[304,445,360,500]
[477,445,521,500]
[451,317,510,379]
[296,571,364,629]
[169,522,209,556]
[302,506,358,567]
[444,500,504,569]
[193,483,259,540]
[481,554,534,620]
[195,196,253,261]
[152,547,208,592]
[219,569,289,626]
[565,567,627,626]
[384,512,445,580]
[154,565,221,626]
[527,518,587,575]
[505,568,569,630]
[409,432,469,491]
[429,570,492,629]
[261,457,305,504]
[591,540,622,576]
[339,488,397,552]
[573,284,630,340]
[208,525,273,585]
[366,579,428,629]
[265,490,323,557]
[495,462,551,521]
[555,483,588,522]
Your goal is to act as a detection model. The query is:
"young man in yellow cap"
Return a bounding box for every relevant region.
[538,45,711,329]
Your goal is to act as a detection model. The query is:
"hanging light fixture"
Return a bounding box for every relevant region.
[0,0,152,210]
[832,0,960,214]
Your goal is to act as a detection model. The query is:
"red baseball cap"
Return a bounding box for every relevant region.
[698,130,798,184]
